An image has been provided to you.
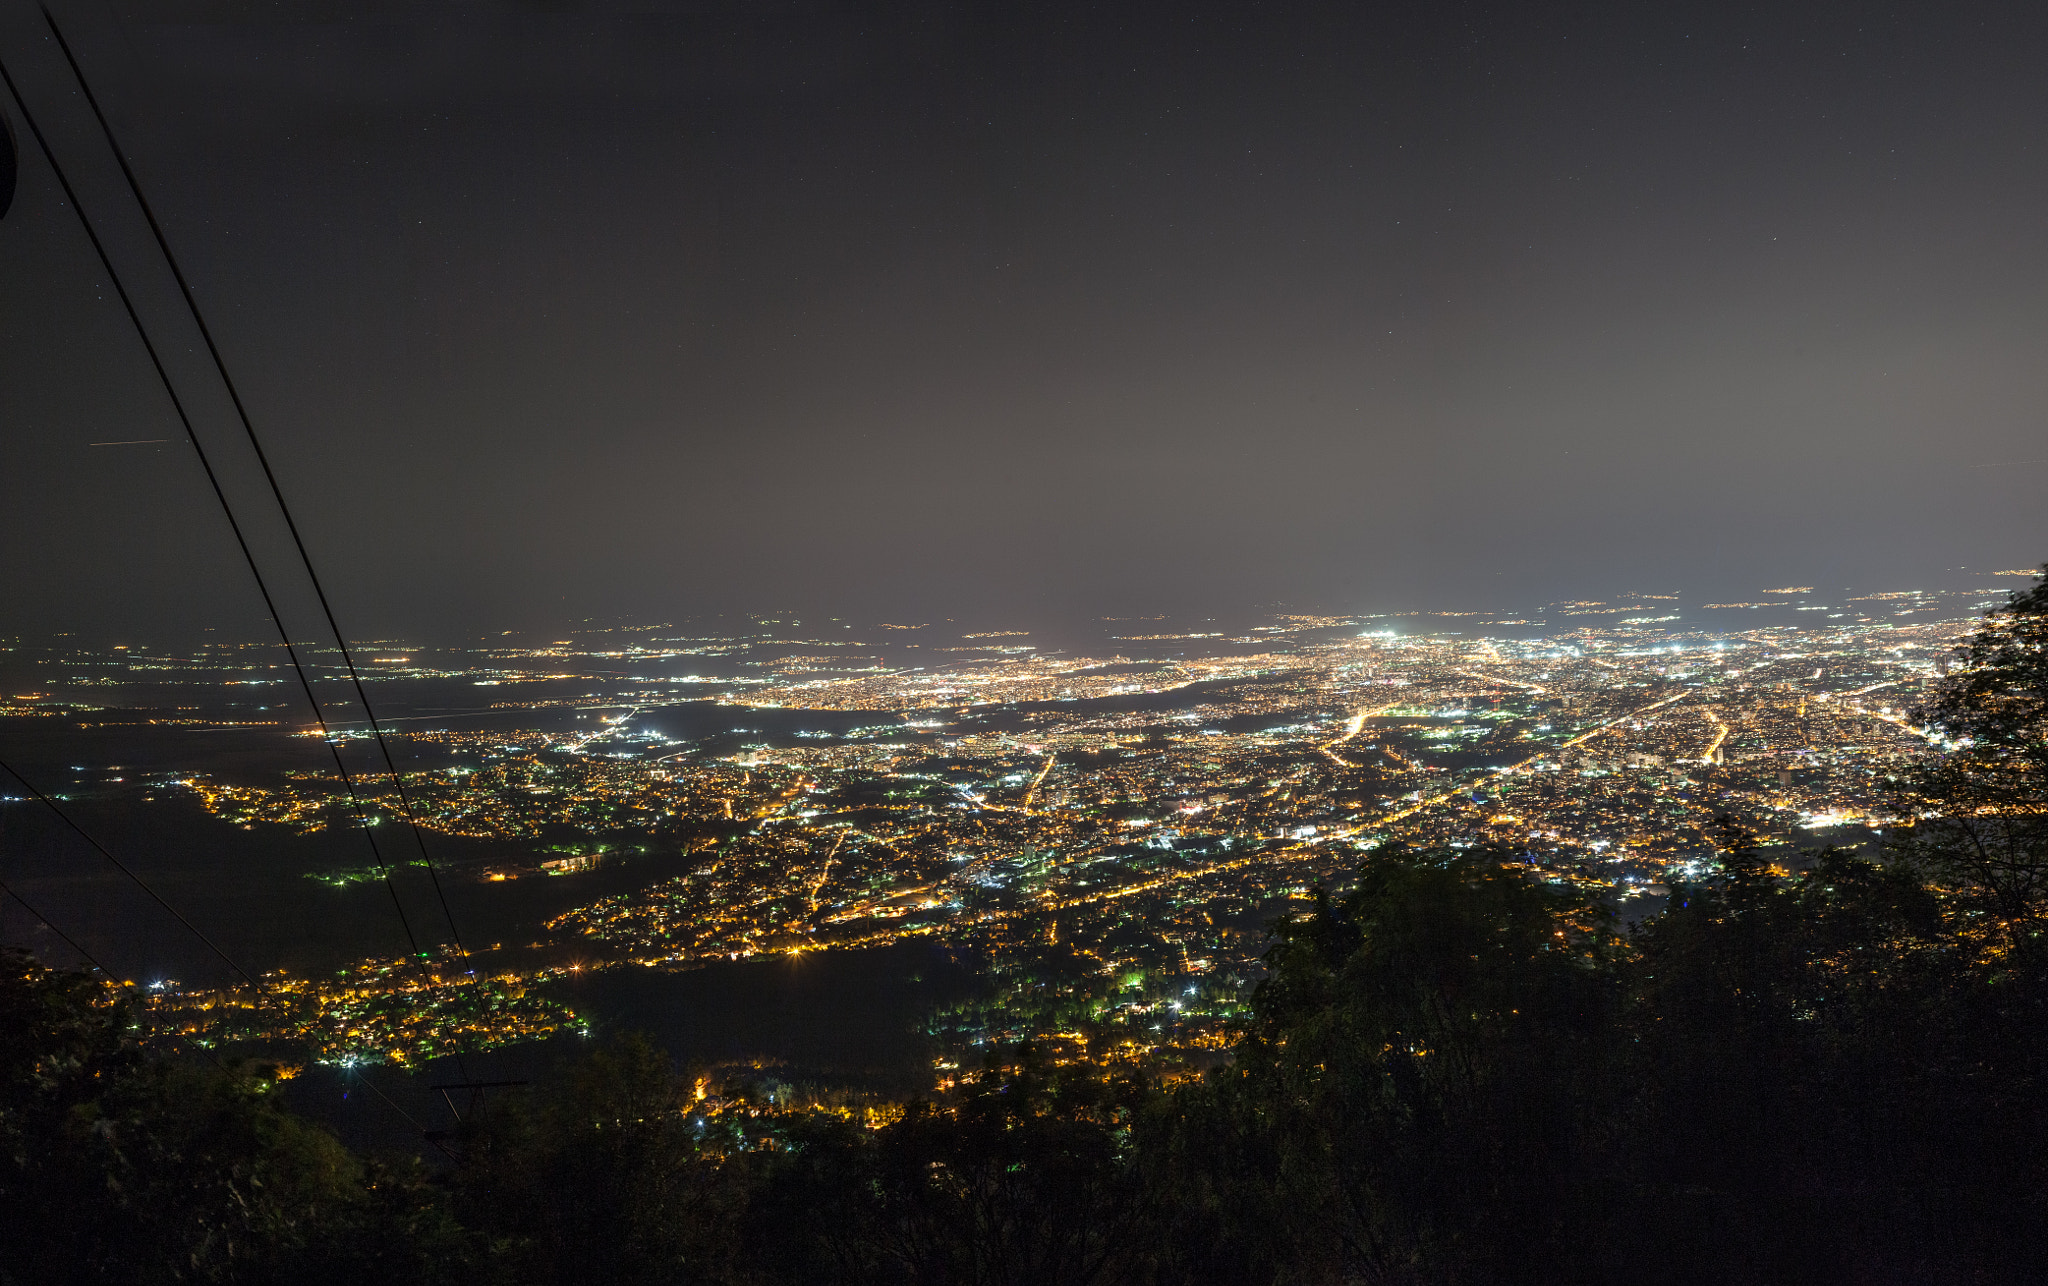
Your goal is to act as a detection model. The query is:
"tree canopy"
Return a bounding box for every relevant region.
[1905,566,2048,944]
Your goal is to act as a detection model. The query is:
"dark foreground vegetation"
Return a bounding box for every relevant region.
[6,576,2044,1286]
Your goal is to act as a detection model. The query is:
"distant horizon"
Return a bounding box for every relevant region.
[7,562,2037,652]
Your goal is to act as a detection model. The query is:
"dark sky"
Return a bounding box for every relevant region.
[2,0,2044,641]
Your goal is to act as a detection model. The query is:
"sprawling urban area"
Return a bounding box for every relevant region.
[3,578,2030,1085]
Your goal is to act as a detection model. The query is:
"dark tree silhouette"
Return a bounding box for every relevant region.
[0,949,464,1286]
[1904,566,2048,947]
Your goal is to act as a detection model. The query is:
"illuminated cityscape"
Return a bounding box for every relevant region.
[6,0,2046,1273]
[7,581,2014,1079]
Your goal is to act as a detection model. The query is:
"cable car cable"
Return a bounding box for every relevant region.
[0,49,437,979]
[0,874,113,979]
[1,40,477,1128]
[43,6,476,974]
[0,760,260,992]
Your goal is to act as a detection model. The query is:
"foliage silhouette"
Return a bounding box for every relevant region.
[0,949,466,1285]
[1904,566,2048,946]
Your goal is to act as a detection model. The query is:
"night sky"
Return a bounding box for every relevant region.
[2,1,2044,641]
